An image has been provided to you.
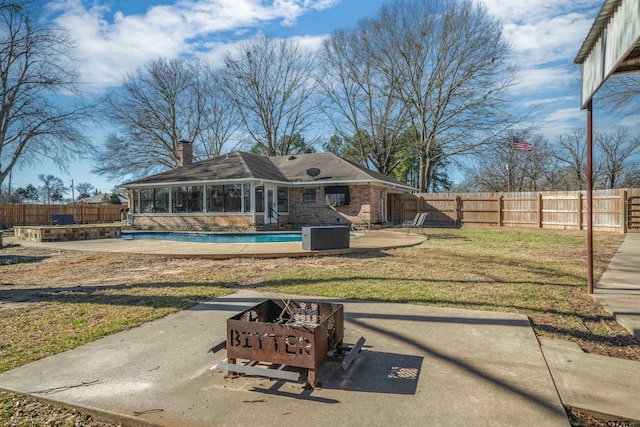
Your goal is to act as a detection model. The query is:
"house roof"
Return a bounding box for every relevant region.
[78,193,128,204]
[121,151,416,191]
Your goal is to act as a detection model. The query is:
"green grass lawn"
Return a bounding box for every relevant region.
[0,226,636,375]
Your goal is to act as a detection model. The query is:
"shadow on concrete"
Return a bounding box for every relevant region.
[346,315,563,419]
[249,381,340,404]
[320,351,422,395]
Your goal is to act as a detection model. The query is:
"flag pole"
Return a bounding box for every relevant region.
[506,164,510,193]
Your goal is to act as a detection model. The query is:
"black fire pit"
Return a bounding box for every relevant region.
[222,299,344,387]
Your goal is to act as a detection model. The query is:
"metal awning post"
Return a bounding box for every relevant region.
[575,0,640,294]
[587,100,594,295]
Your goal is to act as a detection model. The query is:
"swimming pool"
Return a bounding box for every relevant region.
[121,231,302,244]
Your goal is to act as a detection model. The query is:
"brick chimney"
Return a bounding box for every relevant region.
[176,140,193,167]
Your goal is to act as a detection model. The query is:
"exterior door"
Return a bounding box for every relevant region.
[388,193,403,225]
[265,185,277,224]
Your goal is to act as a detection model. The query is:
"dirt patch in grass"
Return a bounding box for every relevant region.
[0,226,638,426]
[567,407,640,427]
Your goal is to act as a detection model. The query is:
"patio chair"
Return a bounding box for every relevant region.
[402,212,428,234]
[350,220,371,234]
[402,213,421,229]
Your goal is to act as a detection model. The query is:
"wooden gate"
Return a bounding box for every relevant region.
[387,193,404,225]
[627,197,640,232]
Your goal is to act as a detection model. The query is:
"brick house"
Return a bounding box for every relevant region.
[120,142,416,230]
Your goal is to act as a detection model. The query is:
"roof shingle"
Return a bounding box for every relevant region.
[121,151,415,191]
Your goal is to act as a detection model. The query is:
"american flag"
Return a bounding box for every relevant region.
[512,136,532,152]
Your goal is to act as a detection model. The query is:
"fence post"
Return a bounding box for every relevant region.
[498,194,503,227]
[537,193,543,228]
[456,196,462,226]
[577,192,583,230]
[622,190,628,234]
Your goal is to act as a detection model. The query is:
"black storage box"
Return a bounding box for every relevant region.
[301,226,350,250]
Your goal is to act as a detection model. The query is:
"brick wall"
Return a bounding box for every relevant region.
[286,184,384,228]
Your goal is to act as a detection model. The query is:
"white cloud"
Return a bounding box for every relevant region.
[503,13,595,65]
[197,33,328,71]
[289,34,328,51]
[531,96,577,106]
[477,0,600,23]
[477,0,602,77]
[615,114,640,132]
[46,0,340,93]
[539,107,586,138]
[473,0,602,139]
[510,65,581,96]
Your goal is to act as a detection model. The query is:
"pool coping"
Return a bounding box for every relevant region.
[7,229,427,259]
[121,230,304,244]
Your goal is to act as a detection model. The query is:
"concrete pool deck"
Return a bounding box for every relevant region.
[9,229,426,259]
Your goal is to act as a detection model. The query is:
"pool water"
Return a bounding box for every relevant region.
[121,231,302,244]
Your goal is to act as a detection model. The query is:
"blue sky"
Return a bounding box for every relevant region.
[8,0,615,194]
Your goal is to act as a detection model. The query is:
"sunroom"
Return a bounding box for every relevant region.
[120,150,416,231]
[129,182,290,230]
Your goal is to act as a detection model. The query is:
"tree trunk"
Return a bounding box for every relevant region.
[418,153,432,193]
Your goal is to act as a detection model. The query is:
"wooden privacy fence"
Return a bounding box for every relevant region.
[401,188,640,233]
[0,204,125,228]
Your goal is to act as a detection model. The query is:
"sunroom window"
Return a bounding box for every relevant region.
[139,188,169,213]
[255,186,264,213]
[172,186,203,213]
[207,185,242,212]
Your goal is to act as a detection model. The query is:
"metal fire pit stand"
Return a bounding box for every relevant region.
[212,299,365,388]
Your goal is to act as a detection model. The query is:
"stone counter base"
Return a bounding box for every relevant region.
[14,224,121,242]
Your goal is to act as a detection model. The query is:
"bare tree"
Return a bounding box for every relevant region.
[600,73,640,115]
[519,138,558,191]
[595,128,640,189]
[552,130,590,190]
[0,0,93,187]
[198,65,241,159]
[218,35,318,156]
[372,0,520,192]
[319,27,410,175]
[93,57,238,180]
[464,135,556,192]
[540,158,574,191]
[622,168,640,188]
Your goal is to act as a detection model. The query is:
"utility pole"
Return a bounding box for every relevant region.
[7,170,12,202]
[70,179,75,203]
